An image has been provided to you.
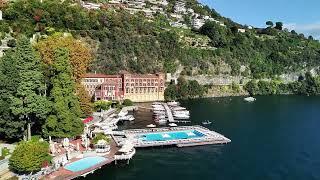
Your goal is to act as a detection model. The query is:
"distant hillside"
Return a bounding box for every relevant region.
[1,0,320,80]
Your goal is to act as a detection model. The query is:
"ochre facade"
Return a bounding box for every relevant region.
[82,72,165,102]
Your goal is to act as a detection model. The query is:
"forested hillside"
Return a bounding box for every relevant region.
[1,0,320,79]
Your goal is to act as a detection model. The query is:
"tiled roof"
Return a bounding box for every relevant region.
[84,73,121,78]
[131,74,160,78]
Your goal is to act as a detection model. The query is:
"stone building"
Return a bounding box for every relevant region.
[82,71,165,102]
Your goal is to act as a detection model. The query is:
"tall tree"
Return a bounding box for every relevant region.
[42,48,83,138]
[76,83,93,117]
[8,37,50,141]
[35,33,92,82]
[0,50,24,140]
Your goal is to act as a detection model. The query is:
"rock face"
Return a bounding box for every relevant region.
[185,75,251,86]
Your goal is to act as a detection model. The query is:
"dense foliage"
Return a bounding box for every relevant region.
[9,140,51,173]
[94,100,112,112]
[244,73,320,96]
[0,37,50,140]
[0,36,86,140]
[122,99,134,106]
[92,133,110,145]
[42,48,84,138]
[35,33,92,82]
[165,77,205,100]
[2,0,320,78]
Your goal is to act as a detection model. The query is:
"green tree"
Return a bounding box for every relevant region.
[94,100,112,112]
[76,83,93,117]
[92,133,110,145]
[42,48,83,138]
[9,140,51,173]
[275,22,283,30]
[0,50,23,140]
[122,99,133,106]
[164,84,178,101]
[244,80,258,96]
[9,37,50,141]
[266,21,274,27]
[199,21,227,47]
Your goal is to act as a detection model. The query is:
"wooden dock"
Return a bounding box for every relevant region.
[163,103,175,122]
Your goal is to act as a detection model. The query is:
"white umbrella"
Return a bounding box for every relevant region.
[50,143,56,154]
[63,138,69,147]
[76,142,80,151]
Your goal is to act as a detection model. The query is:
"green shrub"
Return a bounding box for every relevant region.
[122,99,133,106]
[9,141,52,174]
[92,133,110,145]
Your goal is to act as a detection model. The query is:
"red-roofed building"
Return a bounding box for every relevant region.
[82,71,165,102]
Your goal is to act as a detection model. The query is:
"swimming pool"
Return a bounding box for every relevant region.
[64,156,107,172]
[138,130,205,141]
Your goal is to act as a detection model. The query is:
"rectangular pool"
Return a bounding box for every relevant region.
[138,130,205,142]
[64,156,107,172]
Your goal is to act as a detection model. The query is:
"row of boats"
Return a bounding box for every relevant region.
[152,101,190,124]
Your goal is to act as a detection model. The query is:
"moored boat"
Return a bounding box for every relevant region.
[244,97,256,102]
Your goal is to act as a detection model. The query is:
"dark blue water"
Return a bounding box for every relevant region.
[82,96,320,180]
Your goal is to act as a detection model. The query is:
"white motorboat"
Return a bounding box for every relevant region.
[167,101,180,106]
[153,110,166,114]
[172,107,186,111]
[152,104,163,108]
[244,97,256,102]
[154,115,166,119]
[156,119,167,124]
[128,116,135,121]
[202,120,212,125]
[173,110,190,115]
[120,115,135,121]
[173,114,190,120]
[152,102,162,105]
[153,107,165,111]
[147,124,156,128]
[118,111,128,117]
[168,123,178,127]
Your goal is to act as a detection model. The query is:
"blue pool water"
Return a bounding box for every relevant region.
[139,130,205,141]
[64,156,107,172]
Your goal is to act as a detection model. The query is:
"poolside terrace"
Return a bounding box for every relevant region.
[46,139,119,180]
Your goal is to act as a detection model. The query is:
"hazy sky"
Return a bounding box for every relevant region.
[199,0,320,38]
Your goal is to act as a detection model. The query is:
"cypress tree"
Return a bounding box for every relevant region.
[10,37,50,140]
[0,50,24,139]
[42,48,83,138]
[1,37,50,140]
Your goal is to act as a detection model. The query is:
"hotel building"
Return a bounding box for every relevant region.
[82,71,165,102]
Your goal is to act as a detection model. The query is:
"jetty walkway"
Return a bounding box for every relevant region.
[163,103,175,122]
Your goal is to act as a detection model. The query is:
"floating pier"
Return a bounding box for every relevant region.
[114,126,231,148]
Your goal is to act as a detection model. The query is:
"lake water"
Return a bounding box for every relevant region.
[81,96,320,180]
